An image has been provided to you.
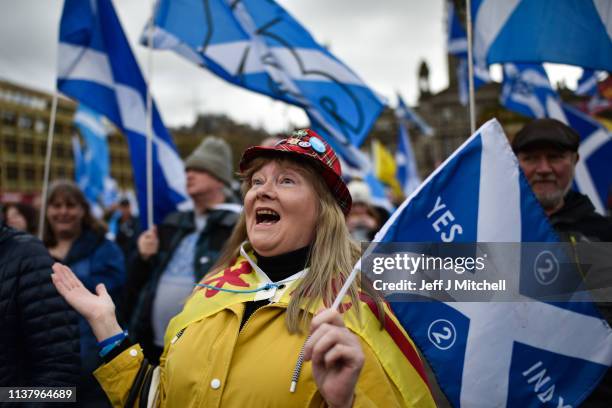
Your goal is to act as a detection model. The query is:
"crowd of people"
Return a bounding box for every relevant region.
[0,120,610,407]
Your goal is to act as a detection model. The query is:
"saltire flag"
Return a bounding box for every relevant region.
[471,0,612,72]
[500,63,562,119]
[395,117,421,197]
[563,105,612,215]
[58,0,190,227]
[576,69,600,97]
[397,94,434,137]
[446,1,490,106]
[374,119,612,407]
[147,0,385,152]
[501,63,612,214]
[72,104,113,217]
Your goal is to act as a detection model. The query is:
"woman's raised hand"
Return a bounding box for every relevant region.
[304,309,364,408]
[51,263,122,342]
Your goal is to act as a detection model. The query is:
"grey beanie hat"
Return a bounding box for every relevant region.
[184,136,234,186]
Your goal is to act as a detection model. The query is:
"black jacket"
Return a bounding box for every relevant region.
[550,191,612,242]
[0,223,80,387]
[550,192,612,407]
[123,207,239,362]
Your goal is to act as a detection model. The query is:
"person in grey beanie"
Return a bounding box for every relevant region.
[122,136,241,363]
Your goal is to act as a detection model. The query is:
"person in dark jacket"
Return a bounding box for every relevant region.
[0,222,80,388]
[125,136,240,364]
[514,118,612,407]
[43,180,125,407]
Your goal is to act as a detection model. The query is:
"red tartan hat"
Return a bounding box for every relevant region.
[239,129,352,215]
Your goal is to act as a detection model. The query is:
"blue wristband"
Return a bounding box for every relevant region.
[99,340,124,358]
[97,330,128,349]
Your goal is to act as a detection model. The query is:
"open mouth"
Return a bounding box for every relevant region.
[256,209,280,225]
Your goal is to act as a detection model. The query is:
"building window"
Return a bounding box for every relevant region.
[17,115,33,129]
[23,166,35,181]
[22,141,34,155]
[1,110,16,126]
[4,137,17,153]
[34,119,46,134]
[6,165,18,180]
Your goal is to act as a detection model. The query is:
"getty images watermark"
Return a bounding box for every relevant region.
[360,242,612,302]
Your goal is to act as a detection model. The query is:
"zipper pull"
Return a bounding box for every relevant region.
[171,327,186,344]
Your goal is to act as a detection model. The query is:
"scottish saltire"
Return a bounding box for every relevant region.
[471,0,612,71]
[500,63,562,119]
[395,119,421,196]
[147,0,384,150]
[374,119,612,407]
[72,104,112,216]
[373,140,401,198]
[501,63,612,214]
[397,94,434,137]
[576,69,600,97]
[563,105,612,215]
[57,0,190,227]
[447,1,490,105]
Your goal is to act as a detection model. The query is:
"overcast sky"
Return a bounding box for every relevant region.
[0,0,582,133]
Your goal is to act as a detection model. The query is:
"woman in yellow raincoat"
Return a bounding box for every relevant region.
[52,129,435,407]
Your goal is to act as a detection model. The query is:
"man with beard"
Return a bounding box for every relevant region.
[513,118,612,407]
[513,118,612,242]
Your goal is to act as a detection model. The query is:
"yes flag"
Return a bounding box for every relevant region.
[472,0,612,71]
[148,0,385,149]
[58,0,190,227]
[374,119,612,406]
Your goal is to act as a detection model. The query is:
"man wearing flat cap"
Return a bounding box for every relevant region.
[514,118,612,406]
[123,137,240,363]
[513,118,612,242]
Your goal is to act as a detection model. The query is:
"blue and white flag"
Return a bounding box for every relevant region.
[397,94,434,137]
[576,69,600,97]
[564,105,612,215]
[72,104,113,215]
[147,0,385,150]
[375,119,612,407]
[364,171,394,214]
[500,63,563,119]
[394,113,421,196]
[472,0,612,71]
[58,0,190,227]
[501,63,612,214]
[447,1,490,106]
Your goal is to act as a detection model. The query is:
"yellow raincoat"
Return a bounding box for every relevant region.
[94,254,434,407]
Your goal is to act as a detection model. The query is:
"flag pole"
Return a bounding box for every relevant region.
[38,93,59,239]
[466,0,476,134]
[145,9,155,229]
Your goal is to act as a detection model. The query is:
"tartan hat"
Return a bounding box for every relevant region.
[239,129,352,215]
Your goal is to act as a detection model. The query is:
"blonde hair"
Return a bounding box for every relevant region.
[205,155,380,333]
